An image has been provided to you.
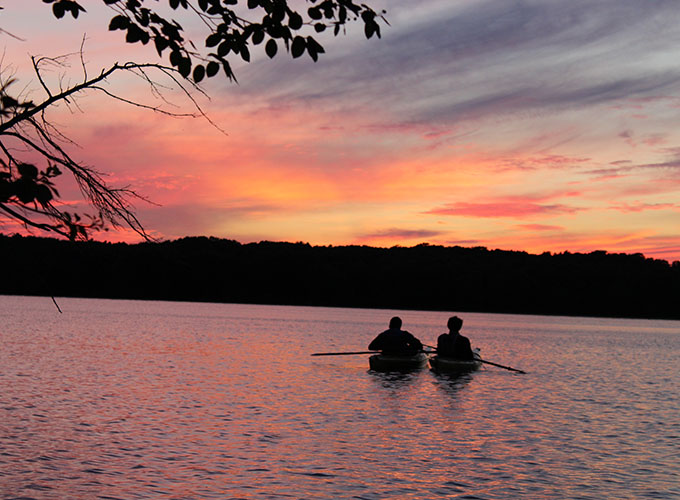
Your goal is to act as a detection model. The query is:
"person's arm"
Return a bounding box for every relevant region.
[461,336,473,359]
[368,333,384,350]
[436,334,445,354]
[407,332,423,351]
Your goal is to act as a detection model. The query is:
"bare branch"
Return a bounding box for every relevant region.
[0,28,25,42]
[145,64,227,136]
[5,125,148,238]
[1,64,120,133]
[79,35,88,82]
[31,56,54,98]
[0,202,71,239]
[1,51,230,241]
[91,85,198,118]
[1,0,386,243]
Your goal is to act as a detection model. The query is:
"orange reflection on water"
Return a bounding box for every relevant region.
[1,297,678,499]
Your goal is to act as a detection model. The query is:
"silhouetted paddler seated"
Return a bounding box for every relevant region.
[369,316,423,355]
[437,316,474,360]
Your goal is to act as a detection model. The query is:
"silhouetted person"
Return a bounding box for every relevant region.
[436,316,474,360]
[369,316,423,355]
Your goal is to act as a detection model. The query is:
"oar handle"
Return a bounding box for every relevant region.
[311,351,380,356]
[311,350,435,356]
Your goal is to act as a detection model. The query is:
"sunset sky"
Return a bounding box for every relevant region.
[2,1,680,262]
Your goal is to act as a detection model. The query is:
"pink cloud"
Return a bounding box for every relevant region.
[495,154,591,173]
[642,134,667,147]
[584,165,636,181]
[618,129,668,148]
[638,244,680,262]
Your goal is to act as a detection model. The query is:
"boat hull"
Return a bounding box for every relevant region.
[429,350,482,373]
[369,352,428,372]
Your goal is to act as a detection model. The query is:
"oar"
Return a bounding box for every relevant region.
[424,344,526,374]
[479,359,526,374]
[311,351,380,356]
[311,349,436,356]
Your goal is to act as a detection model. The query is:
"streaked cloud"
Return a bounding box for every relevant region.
[355,228,445,242]
[426,200,583,218]
[609,202,679,213]
[230,0,680,128]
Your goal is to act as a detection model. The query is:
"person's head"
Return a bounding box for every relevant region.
[389,316,402,329]
[447,316,463,332]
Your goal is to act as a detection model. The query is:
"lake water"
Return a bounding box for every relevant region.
[1,295,678,500]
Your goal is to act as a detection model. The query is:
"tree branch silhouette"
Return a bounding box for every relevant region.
[0,57,201,240]
[1,1,386,240]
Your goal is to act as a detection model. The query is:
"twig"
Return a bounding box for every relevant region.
[51,296,63,313]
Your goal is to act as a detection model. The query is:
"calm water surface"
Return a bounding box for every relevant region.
[1,296,678,499]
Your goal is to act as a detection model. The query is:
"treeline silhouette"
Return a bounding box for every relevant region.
[2,233,679,319]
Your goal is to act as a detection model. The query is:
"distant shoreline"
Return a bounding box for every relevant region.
[2,233,679,321]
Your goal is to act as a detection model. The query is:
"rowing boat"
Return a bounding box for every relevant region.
[368,352,428,372]
[429,348,482,373]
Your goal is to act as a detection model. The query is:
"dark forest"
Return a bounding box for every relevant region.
[2,234,679,319]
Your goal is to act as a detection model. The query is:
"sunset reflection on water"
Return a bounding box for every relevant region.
[1,296,678,499]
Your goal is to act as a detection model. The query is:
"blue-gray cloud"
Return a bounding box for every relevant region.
[229,0,680,127]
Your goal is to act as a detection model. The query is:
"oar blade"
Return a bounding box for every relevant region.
[479,359,526,374]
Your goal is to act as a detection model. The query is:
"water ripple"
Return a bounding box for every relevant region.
[1,297,678,499]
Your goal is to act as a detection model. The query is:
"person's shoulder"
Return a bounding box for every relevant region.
[371,330,388,341]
